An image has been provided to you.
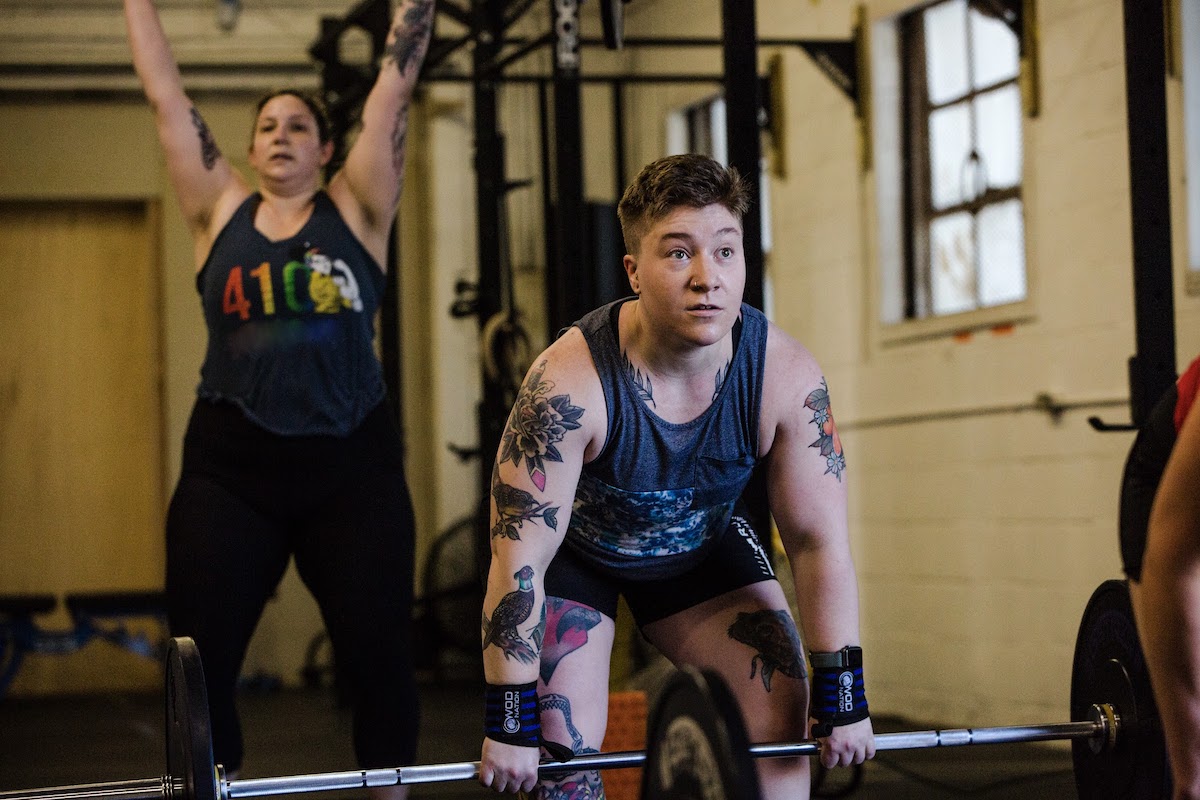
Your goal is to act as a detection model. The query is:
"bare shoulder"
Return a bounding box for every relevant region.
[511,326,607,456]
[762,321,826,404]
[759,322,835,454]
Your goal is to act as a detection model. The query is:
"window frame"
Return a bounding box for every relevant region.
[870,0,1036,344]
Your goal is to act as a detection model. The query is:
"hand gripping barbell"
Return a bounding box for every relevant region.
[0,579,1173,800]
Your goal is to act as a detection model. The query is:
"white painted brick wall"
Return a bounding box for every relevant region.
[623,0,1200,728]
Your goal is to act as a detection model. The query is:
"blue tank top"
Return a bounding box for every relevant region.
[564,298,767,580]
[195,191,386,436]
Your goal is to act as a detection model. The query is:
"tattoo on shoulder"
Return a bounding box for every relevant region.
[189,108,220,170]
[491,478,560,541]
[805,378,846,481]
[498,361,585,492]
[713,359,731,402]
[623,351,655,408]
[384,0,433,76]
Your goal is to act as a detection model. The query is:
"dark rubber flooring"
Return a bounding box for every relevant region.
[0,678,1081,799]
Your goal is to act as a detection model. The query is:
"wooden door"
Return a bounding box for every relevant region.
[0,200,165,695]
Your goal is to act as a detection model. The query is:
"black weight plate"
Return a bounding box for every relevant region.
[166,637,219,800]
[1070,579,1171,799]
[641,667,761,800]
[600,0,623,50]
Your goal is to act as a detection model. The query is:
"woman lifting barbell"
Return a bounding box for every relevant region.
[477,154,876,799]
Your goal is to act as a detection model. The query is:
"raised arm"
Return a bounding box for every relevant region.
[478,331,599,794]
[327,0,433,260]
[760,327,873,767]
[123,0,244,243]
[1137,399,1200,799]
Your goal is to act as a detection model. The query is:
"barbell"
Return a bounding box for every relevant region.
[0,579,1173,800]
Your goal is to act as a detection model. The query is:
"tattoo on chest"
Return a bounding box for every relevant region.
[714,359,730,402]
[805,378,846,481]
[190,107,220,170]
[623,351,655,408]
[499,360,585,492]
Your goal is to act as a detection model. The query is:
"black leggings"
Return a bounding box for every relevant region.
[166,399,418,772]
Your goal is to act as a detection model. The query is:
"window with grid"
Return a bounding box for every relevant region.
[901,0,1026,319]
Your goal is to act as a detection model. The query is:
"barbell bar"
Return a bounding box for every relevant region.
[223,710,1114,794]
[0,580,1173,800]
[0,706,1118,800]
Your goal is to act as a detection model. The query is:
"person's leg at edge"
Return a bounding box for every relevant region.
[643,580,811,800]
[166,473,292,778]
[534,596,617,799]
[294,465,420,800]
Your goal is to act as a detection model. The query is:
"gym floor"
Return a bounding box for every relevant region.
[0,676,1080,800]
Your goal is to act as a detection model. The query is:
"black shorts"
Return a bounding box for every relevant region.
[544,515,777,625]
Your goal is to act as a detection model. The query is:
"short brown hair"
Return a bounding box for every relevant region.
[617,154,751,255]
[252,89,333,145]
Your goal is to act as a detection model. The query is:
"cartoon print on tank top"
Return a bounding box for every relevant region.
[220,247,363,321]
[217,246,365,357]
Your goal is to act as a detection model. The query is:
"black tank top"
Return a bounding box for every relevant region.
[195,191,386,436]
[564,298,768,580]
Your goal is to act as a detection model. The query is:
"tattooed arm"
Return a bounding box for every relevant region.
[328,0,433,267]
[122,0,246,252]
[759,325,874,768]
[479,331,601,794]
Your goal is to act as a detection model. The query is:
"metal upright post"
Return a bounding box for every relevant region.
[721,0,764,311]
[1122,0,1176,424]
[547,0,587,336]
[473,0,509,518]
[721,0,770,537]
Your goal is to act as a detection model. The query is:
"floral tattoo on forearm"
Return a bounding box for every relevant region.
[805,378,846,481]
[498,361,585,492]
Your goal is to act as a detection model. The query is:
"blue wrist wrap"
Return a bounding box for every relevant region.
[484,682,540,747]
[810,662,869,730]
